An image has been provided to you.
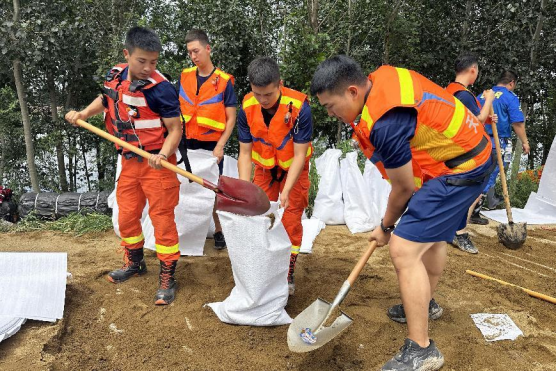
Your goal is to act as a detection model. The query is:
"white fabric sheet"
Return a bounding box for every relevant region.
[312,149,345,225]
[340,152,375,233]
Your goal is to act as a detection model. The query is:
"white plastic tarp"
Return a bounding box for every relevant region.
[109,149,218,256]
[340,152,375,233]
[312,149,345,225]
[299,218,326,254]
[207,204,292,326]
[0,252,67,322]
[483,136,556,225]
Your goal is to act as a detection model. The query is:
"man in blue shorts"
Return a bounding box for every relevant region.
[179,29,237,249]
[446,53,498,253]
[473,70,529,223]
[311,55,494,371]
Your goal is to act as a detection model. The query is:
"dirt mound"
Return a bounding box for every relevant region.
[0,223,554,370]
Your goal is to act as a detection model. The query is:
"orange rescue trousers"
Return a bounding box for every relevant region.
[117,154,181,263]
[253,162,310,279]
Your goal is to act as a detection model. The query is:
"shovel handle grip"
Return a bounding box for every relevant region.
[347,241,378,285]
[75,119,208,188]
[466,270,555,304]
[489,108,514,223]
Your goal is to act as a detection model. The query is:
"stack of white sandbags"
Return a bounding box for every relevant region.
[207,204,292,326]
[312,149,345,225]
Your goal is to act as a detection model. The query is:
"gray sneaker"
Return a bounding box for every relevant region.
[387,299,443,324]
[452,233,478,254]
[382,338,444,371]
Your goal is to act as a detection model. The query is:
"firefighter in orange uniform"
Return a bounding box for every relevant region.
[237,57,313,296]
[179,29,237,250]
[311,55,495,370]
[65,27,182,305]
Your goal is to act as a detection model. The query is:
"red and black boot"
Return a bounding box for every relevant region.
[154,260,177,305]
[107,247,147,283]
[287,253,297,296]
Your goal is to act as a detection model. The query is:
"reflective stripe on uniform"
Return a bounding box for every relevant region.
[252,150,276,167]
[443,99,465,138]
[214,69,232,80]
[243,96,259,109]
[134,119,162,129]
[197,116,225,130]
[182,66,196,74]
[181,115,192,123]
[155,243,180,255]
[291,245,300,255]
[395,68,415,105]
[122,94,147,107]
[280,95,303,109]
[278,146,312,169]
[362,105,374,131]
[122,233,144,244]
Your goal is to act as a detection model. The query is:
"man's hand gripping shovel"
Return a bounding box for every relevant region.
[73,119,270,216]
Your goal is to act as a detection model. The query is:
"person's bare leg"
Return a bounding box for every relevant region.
[421,241,447,296]
[212,199,222,233]
[456,194,481,234]
[389,234,435,347]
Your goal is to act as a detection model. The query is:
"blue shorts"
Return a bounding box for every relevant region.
[394,159,493,243]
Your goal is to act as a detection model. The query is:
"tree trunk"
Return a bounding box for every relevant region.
[382,0,403,65]
[11,0,40,192]
[307,0,319,33]
[47,71,68,192]
[0,136,5,184]
[95,139,105,189]
[459,0,473,50]
[68,136,75,192]
[80,135,91,191]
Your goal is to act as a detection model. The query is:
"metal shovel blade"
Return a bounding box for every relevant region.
[214,176,271,216]
[497,222,527,250]
[287,298,353,353]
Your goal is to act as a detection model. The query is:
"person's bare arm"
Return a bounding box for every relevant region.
[238,142,253,181]
[149,117,182,169]
[65,96,105,126]
[280,142,310,208]
[512,122,530,154]
[476,89,495,124]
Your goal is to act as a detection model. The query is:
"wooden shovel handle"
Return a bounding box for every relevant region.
[75,119,207,187]
[467,270,556,304]
[347,241,378,285]
[489,108,514,223]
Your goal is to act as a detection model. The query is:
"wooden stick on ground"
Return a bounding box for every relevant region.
[466,270,556,304]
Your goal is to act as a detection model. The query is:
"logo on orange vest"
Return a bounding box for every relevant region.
[466,114,478,134]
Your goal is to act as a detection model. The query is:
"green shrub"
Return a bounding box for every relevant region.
[9,212,113,236]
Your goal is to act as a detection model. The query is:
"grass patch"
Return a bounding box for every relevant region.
[8,212,113,236]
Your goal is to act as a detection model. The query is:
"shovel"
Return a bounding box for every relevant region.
[288,241,378,353]
[489,110,527,249]
[74,119,270,216]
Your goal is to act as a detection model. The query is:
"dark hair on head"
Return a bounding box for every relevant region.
[125,26,162,54]
[185,29,210,46]
[247,57,281,87]
[310,55,368,96]
[455,52,478,73]
[498,70,519,85]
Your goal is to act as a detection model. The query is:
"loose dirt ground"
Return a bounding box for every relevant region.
[0,221,555,371]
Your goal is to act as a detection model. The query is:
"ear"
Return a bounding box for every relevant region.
[279,79,284,88]
[347,85,359,99]
[206,44,211,53]
[123,49,130,61]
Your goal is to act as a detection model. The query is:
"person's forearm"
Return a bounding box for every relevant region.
[282,154,305,194]
[238,149,253,181]
[382,187,414,227]
[80,96,105,119]
[477,98,494,124]
[159,122,182,157]
[512,122,528,143]
[216,108,237,149]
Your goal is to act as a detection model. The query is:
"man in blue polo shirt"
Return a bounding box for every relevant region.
[474,70,529,223]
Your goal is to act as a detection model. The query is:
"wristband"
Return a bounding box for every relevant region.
[159,153,168,159]
[380,218,395,233]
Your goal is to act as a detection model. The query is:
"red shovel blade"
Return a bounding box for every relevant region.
[212,176,270,216]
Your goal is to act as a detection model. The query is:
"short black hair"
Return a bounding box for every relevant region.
[185,29,210,46]
[498,70,519,85]
[455,53,478,73]
[247,57,281,87]
[310,55,368,96]
[125,26,162,54]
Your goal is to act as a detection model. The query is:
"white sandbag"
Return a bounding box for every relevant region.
[299,218,326,254]
[340,152,375,233]
[110,150,218,256]
[207,155,239,238]
[312,149,345,225]
[207,204,292,326]
[363,160,392,226]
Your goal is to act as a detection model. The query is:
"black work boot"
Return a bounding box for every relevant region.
[287,253,298,296]
[382,338,444,371]
[154,260,177,305]
[107,247,147,283]
[470,194,489,225]
[213,231,227,250]
[387,298,444,324]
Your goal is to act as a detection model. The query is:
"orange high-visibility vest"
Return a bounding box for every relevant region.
[446,82,482,110]
[179,66,234,141]
[351,66,491,189]
[243,87,313,170]
[103,63,169,154]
